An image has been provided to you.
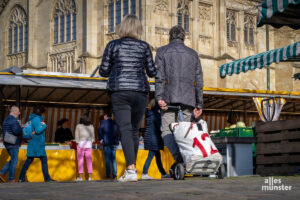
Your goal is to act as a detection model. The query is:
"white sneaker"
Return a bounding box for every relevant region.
[88,177,92,181]
[141,174,154,180]
[118,170,138,182]
[76,177,82,181]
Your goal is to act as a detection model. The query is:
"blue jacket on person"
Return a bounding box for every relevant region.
[2,115,22,149]
[144,108,164,151]
[26,113,47,157]
[98,119,119,146]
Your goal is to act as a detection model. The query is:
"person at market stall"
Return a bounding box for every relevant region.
[141,99,170,180]
[19,104,55,182]
[75,114,95,181]
[98,111,119,179]
[54,118,73,143]
[99,14,156,182]
[0,106,22,183]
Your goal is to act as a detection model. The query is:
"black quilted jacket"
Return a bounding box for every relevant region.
[99,37,156,92]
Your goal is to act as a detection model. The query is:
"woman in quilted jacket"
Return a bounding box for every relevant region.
[99,14,156,182]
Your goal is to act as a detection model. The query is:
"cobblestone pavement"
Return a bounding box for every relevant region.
[0,176,299,200]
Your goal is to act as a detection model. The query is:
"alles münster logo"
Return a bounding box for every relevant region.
[261,177,292,191]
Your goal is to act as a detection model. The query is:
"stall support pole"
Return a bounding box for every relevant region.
[16,86,21,109]
[243,100,247,125]
[266,25,270,91]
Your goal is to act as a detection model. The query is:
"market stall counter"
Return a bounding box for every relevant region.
[212,137,256,177]
[0,143,174,182]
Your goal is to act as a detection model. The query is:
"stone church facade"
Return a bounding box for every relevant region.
[0,0,299,91]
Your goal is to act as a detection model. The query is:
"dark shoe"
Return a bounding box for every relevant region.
[9,179,16,183]
[18,179,27,183]
[161,174,171,179]
[0,174,6,183]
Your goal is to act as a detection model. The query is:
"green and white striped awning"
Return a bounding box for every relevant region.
[219,41,300,78]
[257,0,300,29]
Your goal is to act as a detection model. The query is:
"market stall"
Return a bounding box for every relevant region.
[1,70,300,181]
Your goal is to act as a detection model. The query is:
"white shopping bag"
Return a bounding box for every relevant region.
[171,120,219,165]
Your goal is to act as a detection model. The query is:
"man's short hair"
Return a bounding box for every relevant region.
[169,25,185,41]
[10,105,19,113]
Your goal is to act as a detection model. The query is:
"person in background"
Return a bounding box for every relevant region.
[0,106,22,183]
[19,105,55,182]
[75,114,95,181]
[99,14,156,182]
[54,118,73,143]
[98,112,119,179]
[141,99,170,180]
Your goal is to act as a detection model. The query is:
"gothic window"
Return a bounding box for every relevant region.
[226,10,237,42]
[244,15,255,46]
[25,23,28,50]
[67,13,71,41]
[9,28,12,54]
[139,0,142,21]
[177,1,190,32]
[109,1,114,32]
[60,15,65,43]
[8,6,28,54]
[19,25,23,51]
[13,26,18,53]
[184,5,189,32]
[123,0,129,17]
[54,16,59,44]
[108,0,137,33]
[54,0,77,44]
[72,11,76,40]
[131,0,136,14]
[116,0,121,25]
[177,2,182,27]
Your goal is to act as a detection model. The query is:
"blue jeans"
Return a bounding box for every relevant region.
[143,150,166,175]
[104,145,117,178]
[19,156,50,181]
[0,148,19,181]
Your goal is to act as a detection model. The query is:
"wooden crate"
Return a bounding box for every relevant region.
[255,118,300,176]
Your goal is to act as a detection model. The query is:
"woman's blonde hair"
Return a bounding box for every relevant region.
[117,14,143,40]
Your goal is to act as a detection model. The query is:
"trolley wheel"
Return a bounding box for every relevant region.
[174,163,185,180]
[216,164,225,179]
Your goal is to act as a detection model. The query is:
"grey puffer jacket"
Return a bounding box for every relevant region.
[99,37,156,92]
[155,39,203,108]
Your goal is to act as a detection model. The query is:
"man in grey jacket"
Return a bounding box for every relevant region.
[155,25,203,165]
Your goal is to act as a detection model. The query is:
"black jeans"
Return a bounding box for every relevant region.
[110,91,148,167]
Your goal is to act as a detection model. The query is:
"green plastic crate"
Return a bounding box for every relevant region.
[218,128,254,137]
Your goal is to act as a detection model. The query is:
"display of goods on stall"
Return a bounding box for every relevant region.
[218,128,254,137]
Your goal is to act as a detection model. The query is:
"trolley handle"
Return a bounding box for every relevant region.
[165,105,184,122]
[166,105,182,110]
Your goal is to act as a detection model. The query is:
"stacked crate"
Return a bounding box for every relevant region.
[255,118,300,175]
